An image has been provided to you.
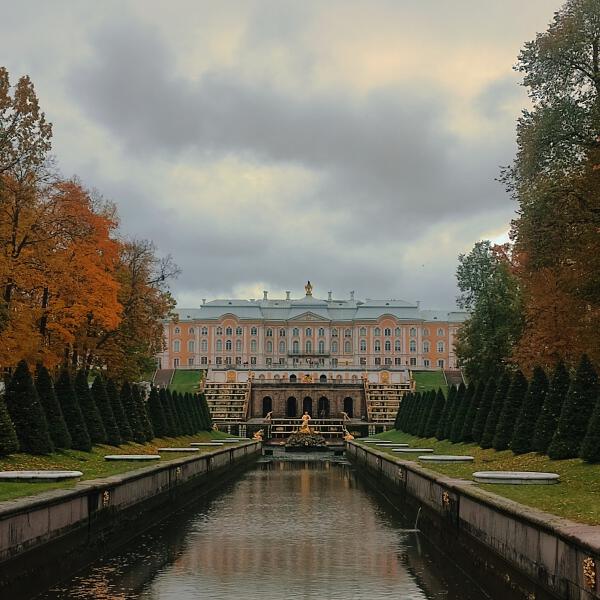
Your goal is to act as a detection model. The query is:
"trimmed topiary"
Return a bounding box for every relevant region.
[74,370,107,444]
[199,393,212,430]
[461,381,484,443]
[170,391,184,435]
[548,355,598,460]
[444,383,465,440]
[450,383,471,443]
[580,395,600,463]
[133,385,154,441]
[435,385,456,440]
[532,361,569,454]
[493,371,528,451]
[91,376,121,446]
[35,364,71,449]
[424,388,446,438]
[160,388,176,436]
[55,369,91,451]
[471,379,496,444]
[0,391,19,455]
[106,378,132,441]
[480,373,510,449]
[147,387,168,438]
[417,391,435,437]
[5,360,54,454]
[511,366,549,455]
[121,382,146,443]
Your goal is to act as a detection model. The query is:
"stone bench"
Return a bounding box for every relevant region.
[157,447,200,453]
[419,455,474,462]
[473,471,560,484]
[392,448,434,453]
[104,455,161,461]
[190,442,225,447]
[0,470,83,483]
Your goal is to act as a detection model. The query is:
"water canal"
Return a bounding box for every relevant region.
[34,459,490,600]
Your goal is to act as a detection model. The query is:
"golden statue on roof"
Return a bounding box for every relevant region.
[305,280,313,296]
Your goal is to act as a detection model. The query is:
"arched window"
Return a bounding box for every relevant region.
[251,339,257,352]
[226,327,233,336]
[251,326,257,336]
[359,327,366,336]
[409,339,416,352]
[395,327,401,336]
[374,327,381,336]
[360,339,367,352]
[188,340,195,352]
[201,326,208,335]
[216,326,223,335]
[236,326,243,335]
[332,341,338,353]
[201,339,208,351]
[305,340,312,353]
[266,328,273,337]
[384,340,391,352]
[262,397,272,417]
[293,327,299,336]
[344,340,351,353]
[173,340,180,352]
[437,328,444,337]
[266,340,273,353]
[384,328,391,336]
[293,340,299,353]
[423,327,430,336]
[331,328,338,337]
[409,327,416,337]
[344,328,351,337]
[437,341,445,353]
[174,327,180,334]
[318,327,325,337]
[279,328,286,337]
[236,339,242,352]
[216,339,222,352]
[279,340,286,353]
[394,340,401,352]
[318,340,325,353]
[225,339,232,351]
[423,341,430,353]
[374,340,381,352]
[188,327,195,334]
[305,327,312,337]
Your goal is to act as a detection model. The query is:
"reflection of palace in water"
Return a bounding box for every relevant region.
[156,282,467,428]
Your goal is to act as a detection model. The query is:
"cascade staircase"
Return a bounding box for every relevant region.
[268,418,345,439]
[204,380,251,423]
[444,369,465,387]
[364,381,410,424]
[153,369,175,388]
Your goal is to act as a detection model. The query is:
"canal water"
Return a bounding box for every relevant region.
[37,460,488,600]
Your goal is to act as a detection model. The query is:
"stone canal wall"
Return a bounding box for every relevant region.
[347,441,600,600]
[0,441,260,596]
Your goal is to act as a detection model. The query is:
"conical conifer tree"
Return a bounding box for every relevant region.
[91,376,121,446]
[170,391,184,435]
[133,385,154,441]
[35,364,71,449]
[532,361,570,454]
[400,394,416,432]
[121,382,146,443]
[493,370,528,451]
[424,388,446,438]
[407,393,422,435]
[480,373,510,449]
[450,382,474,443]
[417,391,434,437]
[460,381,483,442]
[55,369,91,451]
[199,393,212,430]
[106,379,132,441]
[444,383,465,439]
[5,360,53,454]
[549,355,598,460]
[147,387,168,438]
[0,392,19,455]
[160,388,176,436]
[471,379,496,444]
[435,385,456,439]
[580,395,600,463]
[511,366,549,454]
[74,370,106,444]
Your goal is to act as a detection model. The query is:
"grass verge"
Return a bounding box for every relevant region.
[0,430,237,502]
[411,370,448,393]
[358,430,600,525]
[169,369,204,394]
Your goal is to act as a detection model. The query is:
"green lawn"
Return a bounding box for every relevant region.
[358,430,600,525]
[169,369,204,394]
[411,370,448,393]
[0,430,238,502]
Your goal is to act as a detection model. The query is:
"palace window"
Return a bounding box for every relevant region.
[344,340,351,353]
[374,357,381,365]
[318,340,325,353]
[201,356,208,365]
[174,327,180,334]
[360,339,367,352]
[409,327,416,337]
[188,340,195,352]
[251,339,257,352]
[384,328,391,336]
[306,340,312,353]
[409,340,416,353]
[188,357,195,366]
[266,358,272,366]
[423,341,430,353]
[385,357,392,365]
[216,326,223,335]
[216,357,222,365]
[318,327,325,337]
[250,356,257,365]
[236,340,242,352]
[438,359,445,368]
[332,341,338,353]
[395,340,401,352]
[225,356,232,365]
[201,326,208,335]
[344,328,351,337]
[201,339,208,351]
[331,358,338,367]
[188,327,195,334]
[395,327,401,336]
[226,327,233,336]
[374,340,381,352]
[437,341,445,353]
[360,357,367,365]
[279,328,286,337]
[360,327,366,336]
[266,328,273,337]
[395,357,402,366]
[266,341,273,353]
[305,327,312,336]
[385,340,391,352]
[374,327,381,336]
[173,357,180,367]
[173,340,180,352]
[236,326,243,335]
[424,358,430,367]
[216,339,222,352]
[410,357,416,366]
[422,327,429,336]
[225,339,232,351]
[438,328,444,337]
[236,356,242,365]
[251,327,257,336]
[293,327,299,336]
[331,328,338,337]
[279,341,286,353]
[293,340,299,353]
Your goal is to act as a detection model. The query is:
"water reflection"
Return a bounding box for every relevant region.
[38,460,483,600]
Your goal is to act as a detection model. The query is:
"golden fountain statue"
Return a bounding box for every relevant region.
[305,280,313,296]
[252,429,264,441]
[299,411,313,433]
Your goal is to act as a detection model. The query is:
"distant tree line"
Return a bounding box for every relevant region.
[0,360,212,455]
[394,354,600,463]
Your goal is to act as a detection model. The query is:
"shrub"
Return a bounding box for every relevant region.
[461,381,484,443]
[35,364,71,449]
[91,376,122,446]
[580,395,600,463]
[120,382,146,443]
[435,385,456,440]
[160,387,177,436]
[511,366,548,454]
[133,385,154,441]
[471,379,496,444]
[424,388,446,438]
[444,383,465,439]
[74,370,107,444]
[480,373,510,449]
[55,369,91,451]
[147,387,168,437]
[106,378,132,441]
[493,370,528,451]
[0,392,19,455]
[449,383,471,443]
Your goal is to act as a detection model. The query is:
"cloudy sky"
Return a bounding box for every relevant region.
[1,1,563,309]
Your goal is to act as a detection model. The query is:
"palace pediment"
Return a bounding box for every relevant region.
[287,310,331,322]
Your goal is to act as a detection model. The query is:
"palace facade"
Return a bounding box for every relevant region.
[157,282,467,373]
